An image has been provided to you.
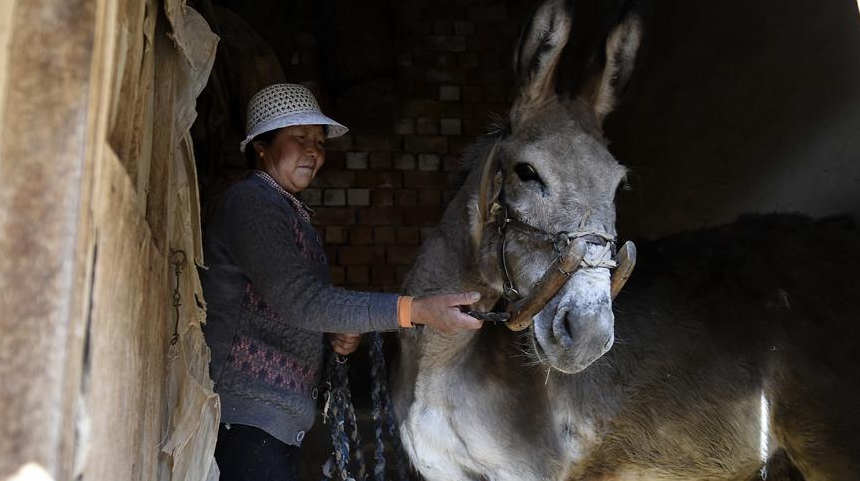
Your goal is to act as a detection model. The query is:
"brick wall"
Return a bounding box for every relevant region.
[202,0,530,293]
[304,1,526,293]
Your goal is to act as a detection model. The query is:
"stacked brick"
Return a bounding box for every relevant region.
[201,0,528,293]
[294,0,523,293]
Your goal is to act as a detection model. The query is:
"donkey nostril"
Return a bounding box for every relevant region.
[555,313,576,348]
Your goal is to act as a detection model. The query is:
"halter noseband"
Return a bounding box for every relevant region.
[471,141,637,331]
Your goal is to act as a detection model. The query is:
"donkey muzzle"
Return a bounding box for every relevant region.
[505,239,637,331]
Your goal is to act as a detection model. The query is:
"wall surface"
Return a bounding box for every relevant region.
[609,0,860,238]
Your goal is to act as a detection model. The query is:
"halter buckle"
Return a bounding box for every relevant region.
[503,283,522,302]
[552,232,571,255]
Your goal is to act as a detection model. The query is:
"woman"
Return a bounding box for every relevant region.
[201,83,482,481]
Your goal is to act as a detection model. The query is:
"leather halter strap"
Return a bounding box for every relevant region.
[470,140,637,331]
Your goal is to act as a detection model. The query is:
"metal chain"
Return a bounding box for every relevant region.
[169,250,187,346]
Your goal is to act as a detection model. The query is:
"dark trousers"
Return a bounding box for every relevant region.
[215,423,301,481]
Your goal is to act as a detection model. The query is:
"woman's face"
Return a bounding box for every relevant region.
[255,124,326,194]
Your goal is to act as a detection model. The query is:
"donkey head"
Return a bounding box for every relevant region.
[472,0,640,373]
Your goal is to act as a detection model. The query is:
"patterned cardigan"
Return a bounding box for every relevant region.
[201,172,399,446]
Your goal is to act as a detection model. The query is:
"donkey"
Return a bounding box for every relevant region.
[391,1,860,480]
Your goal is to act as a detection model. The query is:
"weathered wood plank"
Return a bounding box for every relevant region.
[0,0,97,478]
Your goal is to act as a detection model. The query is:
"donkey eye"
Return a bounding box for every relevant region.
[514,163,541,183]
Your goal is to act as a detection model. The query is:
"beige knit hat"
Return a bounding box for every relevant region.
[239,83,348,152]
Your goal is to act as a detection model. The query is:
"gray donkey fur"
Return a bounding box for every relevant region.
[391,1,860,480]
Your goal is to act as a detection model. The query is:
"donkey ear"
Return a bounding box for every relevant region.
[589,6,641,124]
[511,0,572,122]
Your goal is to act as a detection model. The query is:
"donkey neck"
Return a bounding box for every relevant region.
[402,159,503,361]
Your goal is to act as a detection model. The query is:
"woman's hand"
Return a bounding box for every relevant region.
[329,333,362,355]
[411,292,484,333]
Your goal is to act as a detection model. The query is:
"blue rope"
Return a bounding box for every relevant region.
[322,351,366,481]
[368,332,410,481]
[322,333,411,481]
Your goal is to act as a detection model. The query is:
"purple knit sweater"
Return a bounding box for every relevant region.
[201,173,399,446]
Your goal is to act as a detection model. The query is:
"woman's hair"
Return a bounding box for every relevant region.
[244,128,281,168]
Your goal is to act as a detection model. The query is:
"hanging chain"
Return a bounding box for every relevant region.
[169,249,187,346]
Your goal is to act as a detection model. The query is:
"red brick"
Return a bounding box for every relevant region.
[388,245,419,265]
[474,20,516,36]
[396,52,412,66]
[324,151,346,169]
[467,5,507,21]
[435,53,457,69]
[481,52,501,69]
[467,36,504,52]
[473,102,511,118]
[339,246,386,265]
[314,207,355,225]
[443,154,463,171]
[403,171,450,189]
[394,189,418,206]
[443,102,473,118]
[406,100,445,118]
[404,135,448,154]
[349,226,373,245]
[355,171,402,188]
[426,68,468,83]
[411,82,437,100]
[411,52,434,68]
[410,20,432,35]
[416,118,439,135]
[461,85,483,102]
[370,190,394,206]
[403,206,444,225]
[463,119,489,136]
[394,153,416,170]
[329,266,346,284]
[450,136,477,156]
[427,36,466,52]
[433,20,454,36]
[324,245,338,263]
[325,226,347,244]
[369,152,392,170]
[358,207,403,225]
[400,66,427,81]
[374,226,396,243]
[397,3,421,19]
[397,226,421,244]
[395,266,411,284]
[394,119,415,135]
[347,266,370,284]
[474,68,507,85]
[418,190,443,206]
[371,266,397,285]
[454,21,475,36]
[458,52,480,69]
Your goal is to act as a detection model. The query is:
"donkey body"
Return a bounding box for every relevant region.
[391,2,860,480]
